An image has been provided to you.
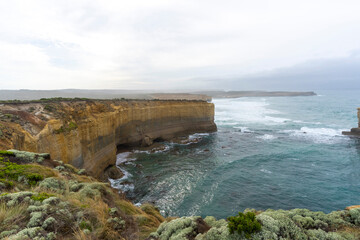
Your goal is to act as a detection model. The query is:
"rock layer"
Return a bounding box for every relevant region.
[0,100,216,178]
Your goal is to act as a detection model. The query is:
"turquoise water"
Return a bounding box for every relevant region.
[112,90,360,219]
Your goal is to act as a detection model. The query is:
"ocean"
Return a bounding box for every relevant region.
[110,90,360,219]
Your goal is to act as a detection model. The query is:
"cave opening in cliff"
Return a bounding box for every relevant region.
[116,143,132,153]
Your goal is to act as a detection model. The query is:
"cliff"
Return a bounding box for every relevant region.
[342,108,360,136]
[0,99,216,178]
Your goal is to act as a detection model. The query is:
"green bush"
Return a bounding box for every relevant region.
[227,212,261,239]
[68,121,78,130]
[30,192,54,202]
[53,121,78,134]
[79,220,92,231]
[0,178,14,189]
[26,174,44,186]
[0,151,15,157]
[44,104,55,112]
[0,159,44,186]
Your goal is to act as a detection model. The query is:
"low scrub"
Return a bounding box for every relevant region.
[0,150,164,240]
[227,212,261,238]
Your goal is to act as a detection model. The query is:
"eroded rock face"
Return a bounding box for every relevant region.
[0,100,216,178]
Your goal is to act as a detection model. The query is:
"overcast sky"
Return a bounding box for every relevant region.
[0,0,359,90]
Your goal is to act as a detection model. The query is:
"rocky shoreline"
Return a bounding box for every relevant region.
[1,99,360,239]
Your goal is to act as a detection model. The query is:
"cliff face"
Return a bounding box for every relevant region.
[0,100,216,178]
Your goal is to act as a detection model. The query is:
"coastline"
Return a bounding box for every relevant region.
[1,94,359,239]
[1,149,359,239]
[0,98,217,179]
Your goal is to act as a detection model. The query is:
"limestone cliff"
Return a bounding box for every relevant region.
[343,108,360,136]
[0,100,216,178]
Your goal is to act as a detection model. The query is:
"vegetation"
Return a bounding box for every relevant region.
[0,150,164,240]
[1,149,359,239]
[0,158,39,185]
[0,97,206,105]
[6,150,50,163]
[53,121,78,134]
[0,150,15,157]
[148,208,360,240]
[44,104,55,112]
[30,192,54,202]
[227,212,261,238]
[0,97,91,104]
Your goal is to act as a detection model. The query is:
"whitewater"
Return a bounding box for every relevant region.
[111,90,360,218]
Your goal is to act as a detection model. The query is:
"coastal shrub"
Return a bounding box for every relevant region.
[42,217,56,230]
[8,149,50,163]
[0,158,26,180]
[44,104,55,112]
[79,220,93,231]
[9,227,43,239]
[348,208,360,225]
[69,180,85,192]
[26,173,44,186]
[227,212,261,239]
[53,121,78,134]
[107,217,125,230]
[0,150,166,240]
[0,229,17,238]
[0,191,34,207]
[39,177,66,193]
[155,216,199,239]
[68,121,78,131]
[0,160,45,186]
[0,150,15,157]
[63,163,78,173]
[54,165,65,172]
[292,215,315,228]
[27,211,45,227]
[0,179,14,189]
[30,192,54,202]
[53,126,65,134]
[78,182,110,199]
[109,207,118,216]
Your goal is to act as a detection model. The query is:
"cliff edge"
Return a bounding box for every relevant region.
[0,99,217,178]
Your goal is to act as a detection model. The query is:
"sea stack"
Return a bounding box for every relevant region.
[342,108,360,136]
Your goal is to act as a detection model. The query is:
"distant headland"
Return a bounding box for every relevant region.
[194,90,317,98]
[0,89,316,102]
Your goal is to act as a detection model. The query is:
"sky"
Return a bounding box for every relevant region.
[0,0,359,91]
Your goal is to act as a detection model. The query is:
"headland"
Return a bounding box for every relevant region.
[0,98,216,179]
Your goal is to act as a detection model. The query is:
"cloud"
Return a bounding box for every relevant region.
[0,0,360,90]
[198,54,360,91]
